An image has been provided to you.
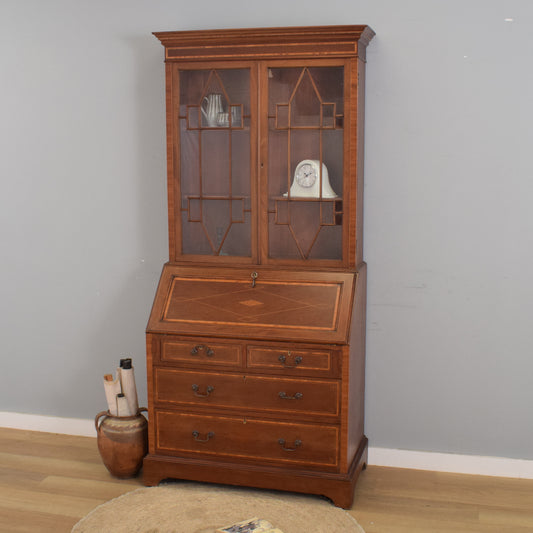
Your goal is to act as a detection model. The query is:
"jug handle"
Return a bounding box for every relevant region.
[201,96,209,117]
[94,410,108,433]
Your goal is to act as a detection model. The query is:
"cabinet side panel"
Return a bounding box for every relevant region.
[338,344,350,472]
[346,58,366,268]
[165,64,178,260]
[356,58,367,265]
[344,58,356,268]
[346,263,367,465]
[146,333,157,455]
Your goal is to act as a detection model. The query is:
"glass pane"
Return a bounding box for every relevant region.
[268,212,301,260]
[178,69,251,257]
[267,66,344,261]
[290,70,321,128]
[220,209,252,256]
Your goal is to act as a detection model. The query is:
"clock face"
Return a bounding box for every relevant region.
[295,163,317,188]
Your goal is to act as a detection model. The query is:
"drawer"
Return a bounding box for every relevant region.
[159,337,243,368]
[155,410,339,470]
[154,368,340,418]
[247,345,339,377]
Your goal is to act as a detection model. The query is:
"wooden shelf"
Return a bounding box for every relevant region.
[272,196,342,202]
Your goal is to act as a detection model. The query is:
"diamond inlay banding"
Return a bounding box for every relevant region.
[239,299,264,307]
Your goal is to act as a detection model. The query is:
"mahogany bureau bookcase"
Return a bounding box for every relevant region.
[144,25,375,508]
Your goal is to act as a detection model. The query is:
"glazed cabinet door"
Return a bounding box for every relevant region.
[261,61,349,266]
[169,64,258,262]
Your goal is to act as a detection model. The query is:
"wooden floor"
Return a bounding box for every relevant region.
[1,428,532,532]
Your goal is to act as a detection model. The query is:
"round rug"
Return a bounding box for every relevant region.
[71,481,364,533]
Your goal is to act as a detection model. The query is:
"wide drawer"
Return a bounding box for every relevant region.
[155,368,340,418]
[155,410,339,470]
[247,345,339,377]
[159,337,243,368]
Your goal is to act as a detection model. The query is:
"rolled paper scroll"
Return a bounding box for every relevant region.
[103,374,121,416]
[116,393,132,416]
[120,358,139,415]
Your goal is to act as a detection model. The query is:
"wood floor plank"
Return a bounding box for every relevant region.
[350,466,533,533]
[39,475,142,499]
[0,451,111,481]
[480,508,533,529]
[0,507,77,533]
[354,466,533,509]
[0,428,100,463]
[0,465,45,487]
[0,485,103,518]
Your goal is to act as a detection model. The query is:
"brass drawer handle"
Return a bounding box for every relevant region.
[278,353,303,368]
[278,391,303,400]
[192,431,215,443]
[278,438,302,452]
[190,344,215,357]
[192,384,214,397]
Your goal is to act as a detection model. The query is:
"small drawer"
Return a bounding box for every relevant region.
[154,368,340,419]
[247,346,339,377]
[155,410,339,470]
[160,337,243,368]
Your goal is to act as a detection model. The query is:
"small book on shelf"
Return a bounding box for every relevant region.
[216,517,283,533]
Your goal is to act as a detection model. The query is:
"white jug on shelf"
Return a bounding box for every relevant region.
[201,93,224,127]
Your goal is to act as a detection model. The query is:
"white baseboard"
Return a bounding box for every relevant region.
[2,412,533,479]
[0,411,95,437]
[369,446,533,479]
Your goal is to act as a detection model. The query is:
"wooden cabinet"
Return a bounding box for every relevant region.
[144,25,374,508]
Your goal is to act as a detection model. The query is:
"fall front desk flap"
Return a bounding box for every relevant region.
[147,265,357,344]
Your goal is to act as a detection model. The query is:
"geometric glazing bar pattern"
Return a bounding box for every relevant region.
[268,67,344,260]
[183,197,250,255]
[320,199,343,226]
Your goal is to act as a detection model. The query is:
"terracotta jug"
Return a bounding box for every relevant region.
[95,408,148,478]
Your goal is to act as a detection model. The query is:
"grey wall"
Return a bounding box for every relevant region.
[1,0,532,460]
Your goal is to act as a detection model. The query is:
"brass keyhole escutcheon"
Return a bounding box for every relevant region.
[251,271,258,288]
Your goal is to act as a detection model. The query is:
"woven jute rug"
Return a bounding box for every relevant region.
[71,481,365,533]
